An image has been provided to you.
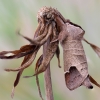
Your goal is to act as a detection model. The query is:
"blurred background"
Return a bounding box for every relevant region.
[0,0,100,100]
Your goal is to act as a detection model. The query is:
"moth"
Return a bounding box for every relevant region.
[58,22,91,89]
[32,10,100,90]
[0,7,100,99]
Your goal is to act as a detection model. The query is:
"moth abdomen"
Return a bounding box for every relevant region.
[82,75,93,89]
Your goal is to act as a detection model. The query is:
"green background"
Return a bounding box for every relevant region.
[0,0,100,100]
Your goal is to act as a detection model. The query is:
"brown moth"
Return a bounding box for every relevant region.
[36,7,100,90]
[59,22,93,89]
[55,18,100,90]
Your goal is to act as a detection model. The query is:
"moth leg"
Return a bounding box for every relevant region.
[51,21,61,68]
[83,38,100,58]
[50,22,70,43]
[56,46,61,68]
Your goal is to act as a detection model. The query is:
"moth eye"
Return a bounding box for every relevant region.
[4,53,14,56]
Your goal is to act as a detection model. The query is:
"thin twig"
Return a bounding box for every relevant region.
[43,39,54,100]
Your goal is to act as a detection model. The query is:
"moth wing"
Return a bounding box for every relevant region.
[65,66,93,90]
[65,66,83,90]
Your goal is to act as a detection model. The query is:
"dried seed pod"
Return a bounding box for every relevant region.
[0,45,36,59]
[34,22,59,75]
[11,49,39,98]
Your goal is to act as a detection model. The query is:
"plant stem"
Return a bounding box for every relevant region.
[43,40,54,100]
